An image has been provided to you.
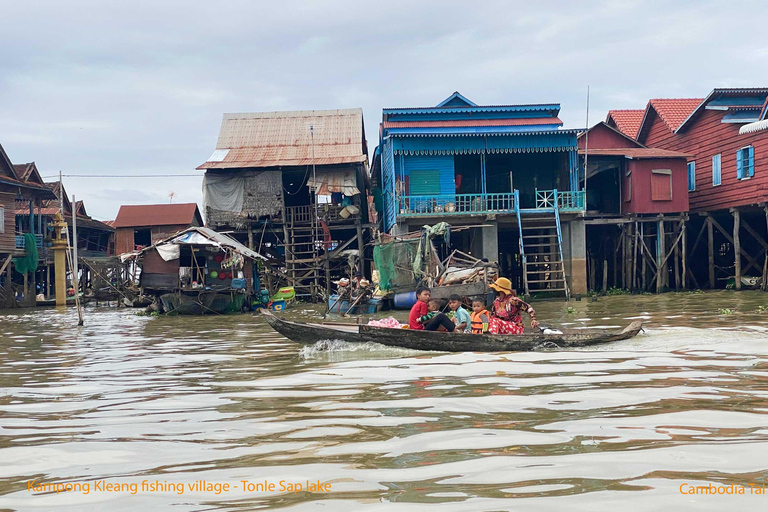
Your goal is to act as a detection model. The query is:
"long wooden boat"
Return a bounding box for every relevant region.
[260,310,643,352]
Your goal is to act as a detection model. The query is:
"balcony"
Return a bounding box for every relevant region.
[395,190,586,218]
[15,234,44,249]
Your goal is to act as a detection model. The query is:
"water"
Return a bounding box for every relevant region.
[1,291,768,511]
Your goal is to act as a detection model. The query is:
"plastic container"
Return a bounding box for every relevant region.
[231,278,246,290]
[393,291,417,310]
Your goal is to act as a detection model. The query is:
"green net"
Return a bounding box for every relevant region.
[13,233,39,274]
[374,240,420,291]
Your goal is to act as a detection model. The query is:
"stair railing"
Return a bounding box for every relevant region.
[514,189,530,298]
[552,188,571,300]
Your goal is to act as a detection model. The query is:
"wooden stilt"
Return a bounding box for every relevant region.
[673,223,681,290]
[641,223,647,291]
[632,221,638,291]
[657,219,665,293]
[707,217,715,288]
[614,233,620,289]
[681,219,688,290]
[602,258,608,292]
[733,209,741,290]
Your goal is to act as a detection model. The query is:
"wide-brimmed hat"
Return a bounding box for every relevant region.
[489,277,514,295]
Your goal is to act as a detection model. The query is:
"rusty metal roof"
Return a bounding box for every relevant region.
[113,203,202,228]
[197,109,367,170]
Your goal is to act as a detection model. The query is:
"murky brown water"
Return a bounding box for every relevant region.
[2,290,768,511]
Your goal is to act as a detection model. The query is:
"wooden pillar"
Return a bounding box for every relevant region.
[641,222,647,290]
[657,219,665,293]
[707,217,715,288]
[247,225,254,250]
[356,221,365,277]
[673,223,681,290]
[681,220,688,290]
[602,258,608,292]
[46,264,51,299]
[632,221,638,291]
[733,209,741,290]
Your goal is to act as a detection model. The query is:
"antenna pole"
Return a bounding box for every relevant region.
[584,86,590,211]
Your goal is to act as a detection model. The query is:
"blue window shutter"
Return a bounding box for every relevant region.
[712,154,721,186]
[687,161,695,191]
[737,149,744,179]
[749,146,755,177]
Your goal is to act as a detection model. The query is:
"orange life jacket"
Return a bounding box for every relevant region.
[470,310,490,334]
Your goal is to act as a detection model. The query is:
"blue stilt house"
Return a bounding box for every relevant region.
[377,92,587,296]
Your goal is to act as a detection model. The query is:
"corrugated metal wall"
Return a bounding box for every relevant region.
[402,155,455,195]
[382,140,396,232]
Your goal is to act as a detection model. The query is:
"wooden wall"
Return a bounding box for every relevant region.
[623,158,689,214]
[641,109,768,212]
[0,191,17,254]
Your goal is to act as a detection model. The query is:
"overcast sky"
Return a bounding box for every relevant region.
[1,0,767,221]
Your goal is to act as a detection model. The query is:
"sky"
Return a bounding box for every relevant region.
[1,0,767,221]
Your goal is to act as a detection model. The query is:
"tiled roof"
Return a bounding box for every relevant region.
[198,109,367,169]
[382,117,563,129]
[648,98,704,132]
[606,110,644,139]
[113,203,201,228]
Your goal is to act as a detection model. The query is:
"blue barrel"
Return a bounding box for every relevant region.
[393,291,417,310]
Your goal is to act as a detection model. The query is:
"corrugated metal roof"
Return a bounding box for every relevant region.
[579,148,691,159]
[740,119,768,134]
[113,203,202,228]
[606,110,645,139]
[383,103,561,114]
[197,109,367,170]
[382,117,562,129]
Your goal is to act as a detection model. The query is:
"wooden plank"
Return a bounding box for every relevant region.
[0,254,12,276]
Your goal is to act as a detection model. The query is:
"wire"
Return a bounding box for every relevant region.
[42,174,201,178]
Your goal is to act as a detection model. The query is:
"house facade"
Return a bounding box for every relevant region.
[378,92,587,296]
[113,203,203,255]
[196,109,370,300]
[623,88,768,289]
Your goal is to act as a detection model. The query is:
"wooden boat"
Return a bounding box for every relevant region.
[260,310,643,352]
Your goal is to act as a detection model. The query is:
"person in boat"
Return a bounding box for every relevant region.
[488,277,539,334]
[470,298,491,334]
[408,286,456,332]
[447,294,472,333]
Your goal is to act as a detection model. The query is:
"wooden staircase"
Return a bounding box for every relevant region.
[514,190,570,300]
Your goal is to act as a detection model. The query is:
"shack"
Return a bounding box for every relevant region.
[123,226,268,314]
[113,203,203,255]
[197,109,370,301]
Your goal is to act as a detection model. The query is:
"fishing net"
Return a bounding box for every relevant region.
[374,240,418,291]
[13,234,39,274]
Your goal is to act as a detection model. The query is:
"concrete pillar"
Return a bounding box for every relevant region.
[481,219,499,262]
[566,217,587,296]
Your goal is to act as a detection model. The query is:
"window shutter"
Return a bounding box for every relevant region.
[712,154,721,186]
[737,149,744,179]
[0,206,4,233]
[749,146,755,177]
[687,161,695,191]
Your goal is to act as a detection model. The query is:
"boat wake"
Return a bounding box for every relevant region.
[299,339,416,358]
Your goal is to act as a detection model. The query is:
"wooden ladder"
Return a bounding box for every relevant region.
[515,190,571,300]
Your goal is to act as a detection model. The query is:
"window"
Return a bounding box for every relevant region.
[737,146,755,179]
[712,154,721,186]
[687,161,696,191]
[624,171,632,202]
[651,170,673,201]
[0,206,4,233]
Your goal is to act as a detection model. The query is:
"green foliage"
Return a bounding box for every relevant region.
[566,306,576,314]
[756,305,768,314]
[718,308,735,315]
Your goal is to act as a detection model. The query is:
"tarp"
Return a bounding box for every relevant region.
[155,243,181,261]
[172,231,218,246]
[203,173,244,213]
[306,169,360,196]
[13,234,39,274]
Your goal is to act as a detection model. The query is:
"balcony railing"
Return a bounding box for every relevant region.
[15,234,44,249]
[397,193,516,217]
[535,189,586,211]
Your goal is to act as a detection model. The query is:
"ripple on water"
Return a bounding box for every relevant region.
[1,293,768,510]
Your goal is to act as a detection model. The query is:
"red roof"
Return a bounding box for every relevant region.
[647,99,704,132]
[606,110,644,139]
[578,148,691,159]
[113,203,202,228]
[382,117,563,129]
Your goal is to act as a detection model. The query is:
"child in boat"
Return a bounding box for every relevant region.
[447,294,472,333]
[470,298,491,334]
[408,286,456,332]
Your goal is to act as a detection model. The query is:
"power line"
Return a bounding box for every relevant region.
[42,174,201,178]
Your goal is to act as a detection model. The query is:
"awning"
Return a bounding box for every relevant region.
[306,169,360,196]
[740,119,768,135]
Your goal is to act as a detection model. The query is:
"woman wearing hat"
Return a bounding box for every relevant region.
[488,277,538,334]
